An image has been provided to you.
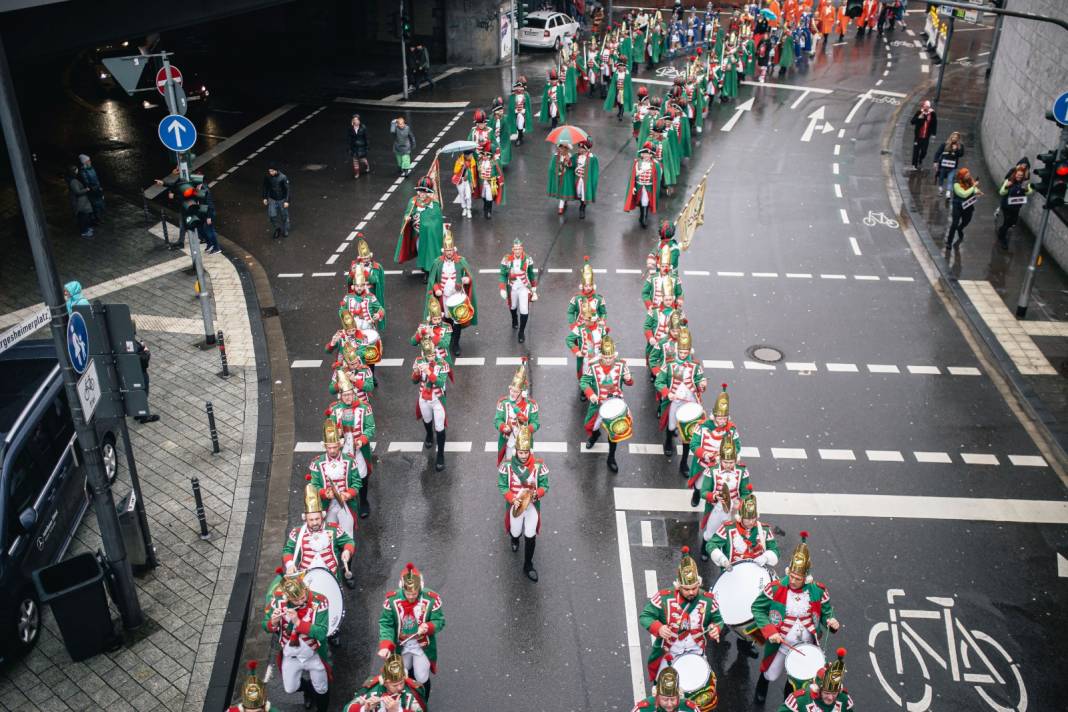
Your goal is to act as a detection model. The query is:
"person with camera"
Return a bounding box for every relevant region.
[996,161,1035,249]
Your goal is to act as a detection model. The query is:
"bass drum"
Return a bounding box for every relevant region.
[302,567,345,635]
[674,651,718,711]
[711,560,772,644]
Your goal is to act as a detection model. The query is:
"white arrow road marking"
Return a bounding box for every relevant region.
[1059,554,1068,577]
[845,92,870,124]
[801,106,832,142]
[166,118,189,148]
[720,97,755,132]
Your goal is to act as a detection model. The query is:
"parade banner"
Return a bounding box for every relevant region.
[676,171,708,252]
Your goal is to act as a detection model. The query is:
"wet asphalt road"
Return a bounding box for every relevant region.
[103,16,1068,712]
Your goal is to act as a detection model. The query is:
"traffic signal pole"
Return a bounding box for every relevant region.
[400,0,410,100]
[0,34,144,630]
[1015,124,1068,318]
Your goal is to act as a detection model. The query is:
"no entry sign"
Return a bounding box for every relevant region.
[156,65,183,95]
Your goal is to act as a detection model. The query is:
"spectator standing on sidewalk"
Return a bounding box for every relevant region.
[198,184,221,254]
[410,45,433,91]
[348,114,371,179]
[133,338,160,424]
[946,167,982,252]
[391,117,417,177]
[66,166,94,239]
[909,100,938,170]
[996,162,1035,249]
[932,131,965,200]
[262,165,290,238]
[77,154,105,222]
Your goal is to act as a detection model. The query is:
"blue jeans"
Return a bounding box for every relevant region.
[267,199,290,233]
[936,167,954,193]
[198,222,219,251]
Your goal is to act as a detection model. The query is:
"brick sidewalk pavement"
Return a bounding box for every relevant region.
[0,196,264,712]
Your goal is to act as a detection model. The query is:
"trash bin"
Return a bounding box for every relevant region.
[32,552,116,662]
[117,491,147,569]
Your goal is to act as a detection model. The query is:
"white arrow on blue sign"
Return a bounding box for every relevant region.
[67,311,90,375]
[1052,92,1068,127]
[157,114,197,152]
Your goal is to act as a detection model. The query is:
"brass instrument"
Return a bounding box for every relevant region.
[511,487,535,518]
[718,481,732,513]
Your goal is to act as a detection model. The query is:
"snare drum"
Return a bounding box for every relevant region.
[598,397,633,442]
[711,560,772,643]
[674,652,718,711]
[444,291,474,327]
[785,643,826,691]
[676,402,707,442]
[302,566,345,636]
[360,328,381,365]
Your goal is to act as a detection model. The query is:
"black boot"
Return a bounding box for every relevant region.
[423,680,432,701]
[435,429,446,472]
[639,206,649,228]
[586,429,602,449]
[663,429,674,457]
[754,674,770,704]
[510,308,519,329]
[511,535,520,552]
[550,116,558,129]
[617,104,624,121]
[451,324,462,356]
[359,475,370,518]
[784,681,794,699]
[700,539,710,561]
[483,200,492,219]
[679,445,690,476]
[300,679,313,710]
[516,129,524,145]
[315,689,330,712]
[690,487,701,508]
[523,536,538,581]
[579,201,586,219]
[423,421,434,448]
[518,313,528,343]
[607,440,619,473]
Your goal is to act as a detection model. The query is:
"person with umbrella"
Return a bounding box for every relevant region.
[547,141,577,216]
[395,177,445,283]
[507,78,533,146]
[451,148,477,219]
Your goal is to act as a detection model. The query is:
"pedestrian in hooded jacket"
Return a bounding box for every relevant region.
[63,281,90,314]
[67,167,94,239]
[78,154,105,221]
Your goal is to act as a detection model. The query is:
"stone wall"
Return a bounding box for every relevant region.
[980,0,1068,269]
[444,0,506,66]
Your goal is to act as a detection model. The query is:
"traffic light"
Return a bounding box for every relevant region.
[175,176,208,230]
[1034,150,1057,195]
[517,2,529,27]
[402,13,412,42]
[1050,160,1068,209]
[1033,150,1068,209]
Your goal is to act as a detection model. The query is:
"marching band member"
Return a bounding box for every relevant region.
[639,547,723,680]
[547,141,577,216]
[538,69,566,129]
[466,109,497,160]
[329,343,375,402]
[686,383,742,501]
[309,419,364,529]
[573,140,600,219]
[412,336,450,472]
[345,653,426,712]
[507,78,533,145]
[410,298,453,367]
[376,563,445,699]
[642,246,685,312]
[325,311,362,357]
[339,268,386,331]
[695,438,752,551]
[631,664,701,712]
[780,649,855,712]
[228,661,269,712]
[650,220,681,275]
[476,141,505,219]
[395,177,445,283]
[624,142,662,228]
[498,424,549,582]
[499,238,537,344]
[348,236,385,305]
[451,148,477,219]
[425,228,477,356]
[752,532,841,703]
[632,85,652,140]
[567,257,608,326]
[581,336,634,473]
[706,486,780,572]
[262,571,331,712]
[643,285,682,366]
[604,57,634,121]
[490,97,513,167]
[494,361,540,465]
[283,479,355,589]
[598,39,614,99]
[654,326,706,473]
[324,371,375,516]
[648,311,684,384]
[566,300,608,393]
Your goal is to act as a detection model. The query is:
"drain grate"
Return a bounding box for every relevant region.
[747,345,784,363]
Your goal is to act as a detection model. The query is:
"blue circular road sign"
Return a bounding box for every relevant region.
[1053,92,1068,127]
[67,311,90,374]
[157,114,197,152]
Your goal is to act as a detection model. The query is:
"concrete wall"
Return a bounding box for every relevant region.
[980,0,1068,269]
[444,0,505,66]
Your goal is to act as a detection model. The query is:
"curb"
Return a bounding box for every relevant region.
[201,232,294,710]
[883,73,1068,476]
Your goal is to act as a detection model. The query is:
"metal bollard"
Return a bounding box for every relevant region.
[191,477,211,540]
[206,401,221,454]
[216,330,230,379]
[143,196,151,226]
[161,210,171,248]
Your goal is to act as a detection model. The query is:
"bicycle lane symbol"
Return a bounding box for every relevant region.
[862,210,900,229]
[868,589,1028,711]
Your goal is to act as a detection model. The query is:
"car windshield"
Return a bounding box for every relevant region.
[525,18,547,29]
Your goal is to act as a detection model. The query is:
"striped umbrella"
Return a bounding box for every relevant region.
[545,124,590,146]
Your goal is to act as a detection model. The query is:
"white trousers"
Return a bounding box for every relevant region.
[282,650,328,694]
[455,180,472,210]
[480,180,494,201]
[508,504,539,538]
[702,504,731,542]
[325,499,355,540]
[403,647,432,684]
[515,112,525,132]
[550,102,558,118]
[509,282,530,314]
[640,186,650,207]
[575,177,585,200]
[340,440,368,477]
[667,398,696,430]
[418,397,446,430]
[763,629,816,681]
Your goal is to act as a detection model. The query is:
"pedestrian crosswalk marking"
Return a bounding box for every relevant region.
[291,360,323,368]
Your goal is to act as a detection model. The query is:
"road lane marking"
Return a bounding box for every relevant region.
[946,366,981,375]
[790,90,810,109]
[921,64,930,73]
[819,449,856,461]
[717,271,745,277]
[833,162,840,174]
[840,208,850,224]
[961,453,1000,466]
[744,360,776,370]
[787,273,813,278]
[849,237,861,255]
[854,275,880,280]
[496,356,523,365]
[640,520,654,547]
[376,358,404,367]
[867,450,905,462]
[325,254,340,265]
[785,362,817,371]
[751,272,778,278]
[820,274,846,279]
[771,448,808,459]
[537,357,568,366]
[835,184,844,199]
[907,365,941,375]
[826,363,859,372]
[915,451,953,464]
[868,364,901,373]
[278,273,304,278]
[616,511,647,700]
[1009,455,1048,467]
[454,357,485,366]
[703,360,735,369]
[888,276,916,282]
[684,270,711,276]
[612,489,1068,523]
[291,359,323,368]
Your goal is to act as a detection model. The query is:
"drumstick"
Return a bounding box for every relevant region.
[777,639,807,655]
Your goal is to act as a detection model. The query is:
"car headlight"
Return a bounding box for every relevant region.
[100,73,108,79]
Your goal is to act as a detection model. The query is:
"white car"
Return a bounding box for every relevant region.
[518,10,579,50]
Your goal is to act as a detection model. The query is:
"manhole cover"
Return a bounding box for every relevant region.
[747,345,784,363]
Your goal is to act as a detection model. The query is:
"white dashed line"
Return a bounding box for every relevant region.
[915,451,953,464]
[278,272,304,278]
[839,209,850,224]
[640,521,654,547]
[832,162,840,174]
[907,365,941,375]
[312,272,336,277]
[683,270,711,276]
[325,254,339,265]
[854,275,880,281]
[743,361,776,371]
[537,357,568,366]
[888,276,915,282]
[849,237,861,255]
[834,184,843,199]
[786,273,813,279]
[826,363,859,373]
[820,274,847,280]
[867,364,900,374]
[947,366,981,376]
[867,450,905,462]
[454,357,486,366]
[718,271,745,277]
[1009,455,1048,467]
[702,360,735,369]
[291,359,323,368]
[752,272,778,278]
[819,449,856,461]
[834,144,841,155]
[785,362,817,371]
[962,453,1000,466]
[771,448,807,460]
[617,268,643,274]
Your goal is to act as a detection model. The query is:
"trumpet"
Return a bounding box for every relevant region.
[511,487,535,518]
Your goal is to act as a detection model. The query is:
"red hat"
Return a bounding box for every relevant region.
[549,69,558,80]
[637,85,649,97]
[473,109,486,123]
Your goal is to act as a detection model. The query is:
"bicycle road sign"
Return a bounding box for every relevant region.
[76,359,101,423]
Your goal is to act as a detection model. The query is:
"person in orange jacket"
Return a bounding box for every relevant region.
[834,0,852,41]
[857,0,880,37]
[766,0,782,27]
[816,0,836,50]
